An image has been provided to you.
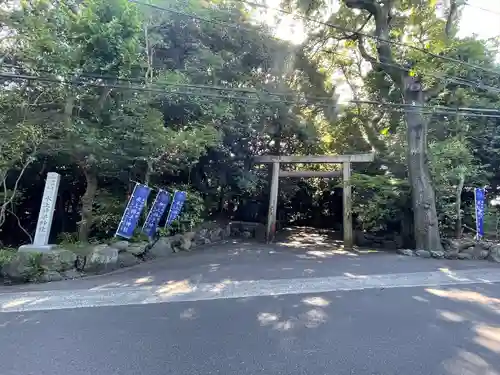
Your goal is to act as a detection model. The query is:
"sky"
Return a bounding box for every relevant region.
[458,0,500,39]
[261,0,500,44]
[254,0,500,103]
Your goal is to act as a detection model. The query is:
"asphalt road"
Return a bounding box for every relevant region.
[2,283,500,375]
[1,230,500,375]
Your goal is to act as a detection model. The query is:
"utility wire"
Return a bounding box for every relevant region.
[464,1,500,16]
[1,63,335,102]
[190,0,500,77]
[128,0,267,36]
[130,0,500,98]
[0,72,336,107]
[3,71,500,119]
[370,60,500,95]
[7,59,500,100]
[5,1,498,104]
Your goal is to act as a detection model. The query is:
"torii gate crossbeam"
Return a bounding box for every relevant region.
[254,153,375,249]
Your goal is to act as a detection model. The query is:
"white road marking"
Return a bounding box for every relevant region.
[1,268,500,313]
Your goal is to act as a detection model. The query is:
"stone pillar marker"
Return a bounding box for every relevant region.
[19,172,61,253]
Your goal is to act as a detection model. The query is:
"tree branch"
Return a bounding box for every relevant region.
[356,35,377,65]
[426,1,461,99]
[7,206,33,243]
[338,14,373,41]
[444,0,459,38]
[344,0,402,86]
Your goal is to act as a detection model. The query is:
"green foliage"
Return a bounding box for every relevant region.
[128,231,150,243]
[26,252,45,281]
[161,188,205,235]
[1,0,499,248]
[0,248,16,268]
[350,174,410,233]
[57,232,79,245]
[91,189,124,239]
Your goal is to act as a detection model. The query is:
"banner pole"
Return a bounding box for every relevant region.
[164,190,177,229]
[142,189,161,234]
[115,183,139,238]
[474,188,478,240]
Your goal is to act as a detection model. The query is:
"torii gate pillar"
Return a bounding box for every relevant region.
[254,153,375,249]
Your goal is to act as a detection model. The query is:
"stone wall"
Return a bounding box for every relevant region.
[1,221,265,284]
[398,237,500,262]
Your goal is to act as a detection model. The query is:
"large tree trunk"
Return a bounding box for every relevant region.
[78,167,98,242]
[404,84,443,251]
[343,0,455,252]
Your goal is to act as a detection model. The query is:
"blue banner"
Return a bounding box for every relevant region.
[142,190,171,237]
[165,191,187,227]
[115,184,151,239]
[475,187,485,239]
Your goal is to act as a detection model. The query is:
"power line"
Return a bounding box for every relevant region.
[8,59,500,100]
[128,0,266,36]
[3,71,500,119]
[371,60,500,95]
[352,99,500,115]
[464,1,500,16]
[204,0,500,77]
[145,0,500,95]
[1,63,335,102]
[128,1,500,99]
[5,1,498,105]
[0,72,336,107]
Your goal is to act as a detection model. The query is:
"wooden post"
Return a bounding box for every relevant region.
[254,154,374,247]
[343,161,353,249]
[266,161,280,242]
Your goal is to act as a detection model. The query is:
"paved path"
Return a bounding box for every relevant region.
[2,229,500,374]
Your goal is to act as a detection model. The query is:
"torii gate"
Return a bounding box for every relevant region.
[254,153,375,249]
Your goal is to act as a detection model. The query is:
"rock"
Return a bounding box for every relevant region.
[488,244,500,263]
[86,245,119,273]
[209,227,222,242]
[171,234,184,253]
[184,231,196,242]
[415,249,431,258]
[223,224,231,238]
[38,271,63,283]
[230,225,241,237]
[126,242,148,256]
[456,244,491,260]
[445,238,475,253]
[480,241,494,250]
[444,251,459,260]
[2,252,37,282]
[111,240,129,251]
[431,251,445,259]
[194,229,209,245]
[91,243,110,253]
[458,252,473,260]
[75,255,86,271]
[479,250,490,260]
[62,269,82,279]
[179,236,193,251]
[466,245,490,260]
[149,237,174,257]
[40,249,77,272]
[398,249,414,256]
[117,252,141,268]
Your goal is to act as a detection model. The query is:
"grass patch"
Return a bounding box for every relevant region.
[0,247,16,268]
